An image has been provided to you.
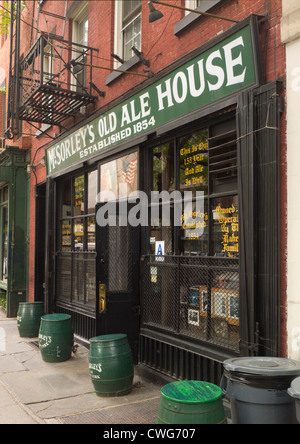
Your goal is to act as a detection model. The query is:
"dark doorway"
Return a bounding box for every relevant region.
[35,183,46,302]
[96,201,141,363]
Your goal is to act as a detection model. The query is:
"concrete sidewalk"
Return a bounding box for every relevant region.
[0,309,166,425]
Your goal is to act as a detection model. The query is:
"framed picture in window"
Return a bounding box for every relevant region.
[212,290,227,319]
[228,291,239,326]
[188,309,200,327]
[199,286,208,317]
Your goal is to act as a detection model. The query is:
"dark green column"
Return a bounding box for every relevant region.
[0,147,29,317]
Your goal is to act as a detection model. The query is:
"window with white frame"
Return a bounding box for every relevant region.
[174,1,225,41]
[114,0,142,63]
[185,0,201,12]
[186,0,223,14]
[43,41,54,84]
[72,3,88,93]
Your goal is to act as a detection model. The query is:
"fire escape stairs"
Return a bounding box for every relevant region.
[6,1,99,139]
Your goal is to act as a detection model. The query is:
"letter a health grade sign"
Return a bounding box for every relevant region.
[46,17,262,176]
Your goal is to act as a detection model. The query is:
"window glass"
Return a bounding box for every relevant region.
[150,217,174,255]
[62,180,72,218]
[59,170,97,253]
[100,152,138,201]
[87,170,98,214]
[78,15,88,47]
[3,187,8,202]
[73,8,88,93]
[123,15,141,61]
[122,0,142,60]
[179,199,209,255]
[145,117,239,351]
[153,144,174,193]
[74,218,85,251]
[57,170,97,309]
[212,195,239,258]
[87,216,96,251]
[123,0,141,22]
[73,175,85,216]
[1,206,8,282]
[179,130,208,195]
[61,220,72,251]
[43,42,53,84]
[118,153,138,198]
[0,186,8,284]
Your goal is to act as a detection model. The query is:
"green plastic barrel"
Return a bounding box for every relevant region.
[17,302,44,338]
[157,381,227,425]
[89,334,134,397]
[39,314,74,363]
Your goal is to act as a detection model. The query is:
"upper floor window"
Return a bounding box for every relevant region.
[185,0,201,12]
[175,0,222,34]
[43,41,54,84]
[72,3,88,93]
[115,0,142,63]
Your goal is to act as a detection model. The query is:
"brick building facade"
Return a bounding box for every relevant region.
[0,0,288,383]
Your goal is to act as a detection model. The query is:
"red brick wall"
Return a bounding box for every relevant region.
[4,0,285,354]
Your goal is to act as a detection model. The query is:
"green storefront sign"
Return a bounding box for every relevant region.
[46,20,260,176]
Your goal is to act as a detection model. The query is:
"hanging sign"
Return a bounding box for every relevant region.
[46,18,261,176]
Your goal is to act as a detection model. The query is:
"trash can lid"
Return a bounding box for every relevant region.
[90,334,127,343]
[223,357,300,377]
[288,377,300,400]
[41,313,71,322]
[161,381,222,405]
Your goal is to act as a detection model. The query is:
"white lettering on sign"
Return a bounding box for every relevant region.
[223,36,246,86]
[157,35,247,110]
[39,334,52,349]
[89,363,103,379]
[46,25,257,176]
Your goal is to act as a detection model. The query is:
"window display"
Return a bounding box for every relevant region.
[0,186,8,285]
[143,116,240,352]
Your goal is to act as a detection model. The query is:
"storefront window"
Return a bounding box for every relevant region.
[143,115,240,352]
[179,199,209,255]
[88,170,98,214]
[74,218,84,250]
[61,220,72,250]
[100,152,138,200]
[212,196,239,257]
[179,130,208,195]
[153,143,175,192]
[74,175,85,216]
[0,186,9,285]
[59,171,97,252]
[57,170,97,310]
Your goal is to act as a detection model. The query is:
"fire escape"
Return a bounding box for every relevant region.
[6,0,99,140]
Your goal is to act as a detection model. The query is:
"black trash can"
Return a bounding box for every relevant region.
[221,357,300,424]
[288,377,300,424]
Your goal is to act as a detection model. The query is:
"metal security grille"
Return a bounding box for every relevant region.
[140,335,224,384]
[56,252,97,341]
[107,223,133,293]
[56,251,96,310]
[141,255,239,353]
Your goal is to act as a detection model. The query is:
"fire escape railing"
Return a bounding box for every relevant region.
[6,1,100,139]
[18,34,99,128]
